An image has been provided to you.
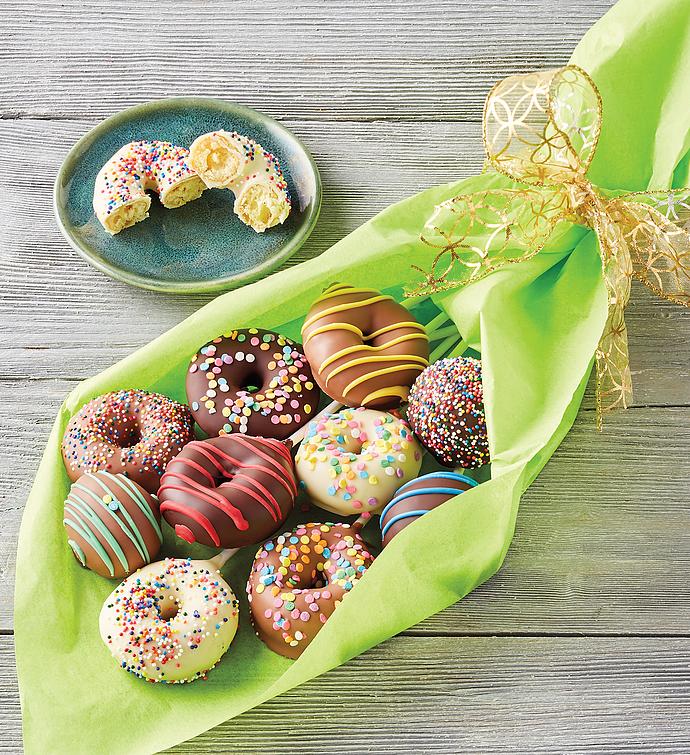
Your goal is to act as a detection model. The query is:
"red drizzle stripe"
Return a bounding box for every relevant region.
[158,475,249,531]
[191,441,228,475]
[158,500,221,547]
[222,478,280,521]
[160,456,215,488]
[234,474,283,520]
[228,436,297,495]
[202,443,295,498]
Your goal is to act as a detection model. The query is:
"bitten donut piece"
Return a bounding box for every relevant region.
[295,407,422,516]
[186,328,320,440]
[301,283,430,410]
[247,522,375,659]
[93,141,206,234]
[380,471,478,548]
[158,435,297,548]
[407,357,490,469]
[100,558,239,683]
[64,471,162,579]
[189,130,291,233]
[61,389,195,493]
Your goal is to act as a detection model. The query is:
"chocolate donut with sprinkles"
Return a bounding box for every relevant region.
[61,389,195,493]
[380,471,478,548]
[301,283,430,409]
[158,435,297,548]
[407,357,490,469]
[186,328,321,440]
[247,521,375,659]
[100,558,239,683]
[63,471,163,579]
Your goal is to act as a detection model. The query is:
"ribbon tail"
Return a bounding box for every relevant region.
[590,209,634,429]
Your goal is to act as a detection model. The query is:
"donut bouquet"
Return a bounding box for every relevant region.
[17,3,687,750]
[59,284,490,678]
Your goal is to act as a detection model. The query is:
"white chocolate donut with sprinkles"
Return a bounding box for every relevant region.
[93,141,206,234]
[189,130,291,233]
[295,407,422,516]
[99,557,239,683]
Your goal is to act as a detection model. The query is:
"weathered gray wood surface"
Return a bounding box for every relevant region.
[5,0,690,753]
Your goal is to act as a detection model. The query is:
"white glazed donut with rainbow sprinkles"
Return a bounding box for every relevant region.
[99,557,239,683]
[294,407,422,516]
[93,140,206,234]
[189,130,291,233]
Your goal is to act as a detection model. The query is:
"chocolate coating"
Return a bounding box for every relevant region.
[158,435,297,548]
[186,328,321,440]
[301,284,429,409]
[247,522,375,659]
[64,471,163,579]
[379,471,477,548]
[61,389,195,493]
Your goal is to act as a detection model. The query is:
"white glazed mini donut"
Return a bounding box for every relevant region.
[189,130,291,233]
[99,557,239,683]
[93,141,206,235]
[295,407,423,516]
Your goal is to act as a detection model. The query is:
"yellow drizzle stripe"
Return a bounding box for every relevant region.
[360,385,411,405]
[317,334,430,375]
[366,321,427,340]
[302,295,389,331]
[303,322,363,346]
[342,363,427,398]
[316,284,391,304]
[324,354,429,386]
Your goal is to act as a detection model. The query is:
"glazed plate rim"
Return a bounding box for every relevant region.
[53,97,322,294]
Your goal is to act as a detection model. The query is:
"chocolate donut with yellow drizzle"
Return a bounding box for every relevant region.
[301,284,429,409]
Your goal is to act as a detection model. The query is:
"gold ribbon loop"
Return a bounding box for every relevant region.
[410,65,690,427]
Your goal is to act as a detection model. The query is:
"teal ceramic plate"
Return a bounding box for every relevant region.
[54,98,321,293]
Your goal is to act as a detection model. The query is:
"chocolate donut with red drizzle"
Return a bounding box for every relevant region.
[157,435,296,548]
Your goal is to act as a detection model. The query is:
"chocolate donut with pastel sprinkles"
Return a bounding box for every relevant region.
[186,328,320,440]
[301,283,429,409]
[63,471,163,579]
[247,521,375,659]
[61,389,195,493]
[158,435,297,548]
[380,471,478,548]
[295,407,422,516]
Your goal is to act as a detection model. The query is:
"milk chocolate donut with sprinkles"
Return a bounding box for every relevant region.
[247,521,375,659]
[158,435,297,548]
[61,389,195,493]
[407,357,490,469]
[186,328,320,440]
[380,471,478,548]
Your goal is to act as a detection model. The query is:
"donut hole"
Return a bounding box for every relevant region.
[239,371,264,394]
[158,601,180,622]
[112,421,141,448]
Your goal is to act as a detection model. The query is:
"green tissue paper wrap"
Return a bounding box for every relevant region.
[14,0,690,751]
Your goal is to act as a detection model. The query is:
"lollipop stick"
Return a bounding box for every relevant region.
[424,311,449,338]
[288,399,343,446]
[351,512,373,532]
[428,324,460,342]
[208,547,240,570]
[429,335,462,363]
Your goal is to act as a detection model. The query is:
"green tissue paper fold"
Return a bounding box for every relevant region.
[14,0,690,751]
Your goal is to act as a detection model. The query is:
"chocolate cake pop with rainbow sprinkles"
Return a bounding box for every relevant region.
[406,357,489,469]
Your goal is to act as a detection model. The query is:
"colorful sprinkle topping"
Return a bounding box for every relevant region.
[407,357,490,469]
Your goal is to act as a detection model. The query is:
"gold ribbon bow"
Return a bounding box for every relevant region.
[409,65,690,428]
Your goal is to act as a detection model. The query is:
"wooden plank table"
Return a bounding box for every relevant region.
[2,1,690,752]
